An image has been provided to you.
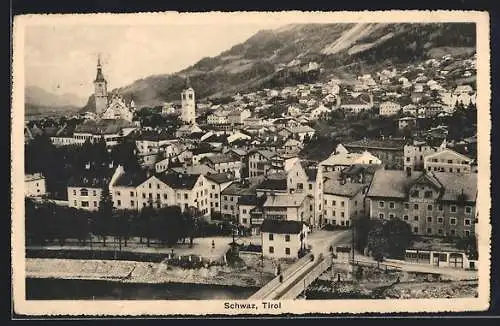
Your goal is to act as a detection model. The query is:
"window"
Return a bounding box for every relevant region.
[73,189,76,195]
[73,200,77,206]
[447,159,453,164]
[332,210,336,217]
[450,205,457,213]
[438,204,443,211]
[116,200,121,206]
[131,201,134,207]
[438,229,443,235]
[332,200,336,206]
[224,196,228,201]
[389,213,395,219]
[212,185,215,190]
[242,218,247,224]
[403,215,409,221]
[149,183,152,189]
[157,194,160,200]
[184,194,188,200]
[285,235,290,242]
[81,201,89,207]
[215,194,218,198]
[465,230,470,237]
[427,216,432,222]
[130,191,134,197]
[230,205,234,210]
[413,227,418,233]
[269,246,274,254]
[465,206,472,214]
[223,205,228,210]
[93,190,97,196]
[414,216,419,221]
[341,201,345,207]
[341,221,345,226]
[269,234,274,241]
[157,184,160,189]
[379,213,385,219]
[411,190,419,197]
[450,229,456,236]
[164,194,167,199]
[464,219,471,226]
[450,218,457,225]
[80,189,88,196]
[414,204,419,210]
[437,217,444,224]
[389,202,395,209]
[142,193,146,199]
[309,184,313,190]
[215,203,219,207]
[379,201,385,208]
[427,228,432,234]
[242,209,247,214]
[149,193,152,199]
[93,201,97,207]
[404,203,409,209]
[341,212,345,218]
[427,204,433,211]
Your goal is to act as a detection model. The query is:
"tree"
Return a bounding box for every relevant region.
[139,203,156,247]
[366,218,413,261]
[96,187,113,246]
[367,221,388,262]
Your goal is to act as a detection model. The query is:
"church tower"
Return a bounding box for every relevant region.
[93,54,108,115]
[180,76,196,124]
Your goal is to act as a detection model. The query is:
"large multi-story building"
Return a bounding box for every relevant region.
[200,154,242,179]
[379,101,401,116]
[366,169,477,238]
[322,171,369,227]
[261,220,309,259]
[68,171,113,211]
[404,138,446,173]
[248,149,276,177]
[424,148,474,174]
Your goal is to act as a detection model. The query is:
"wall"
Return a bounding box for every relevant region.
[68,187,102,211]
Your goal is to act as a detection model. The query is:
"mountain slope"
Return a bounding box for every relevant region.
[26,85,86,115]
[82,22,476,110]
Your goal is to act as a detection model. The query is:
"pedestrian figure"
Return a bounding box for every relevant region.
[212,240,215,249]
[279,275,283,283]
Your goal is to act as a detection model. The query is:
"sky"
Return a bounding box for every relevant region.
[24,22,285,103]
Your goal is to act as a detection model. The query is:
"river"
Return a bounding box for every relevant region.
[26,278,258,300]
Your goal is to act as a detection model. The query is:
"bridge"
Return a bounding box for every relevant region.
[249,230,350,300]
[249,252,332,300]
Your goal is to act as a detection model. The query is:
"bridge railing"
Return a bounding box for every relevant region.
[279,256,331,299]
[248,252,314,300]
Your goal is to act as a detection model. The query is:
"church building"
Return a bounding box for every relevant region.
[93,55,136,122]
[180,76,196,124]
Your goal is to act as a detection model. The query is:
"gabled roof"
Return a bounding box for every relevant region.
[169,165,217,175]
[113,170,148,187]
[74,119,135,135]
[424,148,473,163]
[221,181,256,196]
[248,149,276,160]
[320,153,362,167]
[68,169,114,188]
[263,193,307,208]
[323,172,367,197]
[157,173,201,190]
[204,172,233,184]
[201,154,239,165]
[257,178,287,191]
[261,220,305,234]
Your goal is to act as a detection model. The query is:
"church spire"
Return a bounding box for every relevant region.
[95,54,106,83]
[185,75,191,89]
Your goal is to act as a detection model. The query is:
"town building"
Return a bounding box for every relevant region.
[68,171,113,211]
[263,193,313,223]
[322,171,369,227]
[341,138,406,170]
[398,116,417,130]
[261,220,309,259]
[424,149,474,174]
[319,151,382,173]
[366,169,477,237]
[404,138,446,173]
[25,173,47,197]
[248,149,276,177]
[204,173,233,216]
[200,154,242,179]
[379,101,401,116]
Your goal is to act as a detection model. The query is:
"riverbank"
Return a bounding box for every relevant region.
[26,278,258,300]
[26,253,282,288]
[303,264,478,299]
